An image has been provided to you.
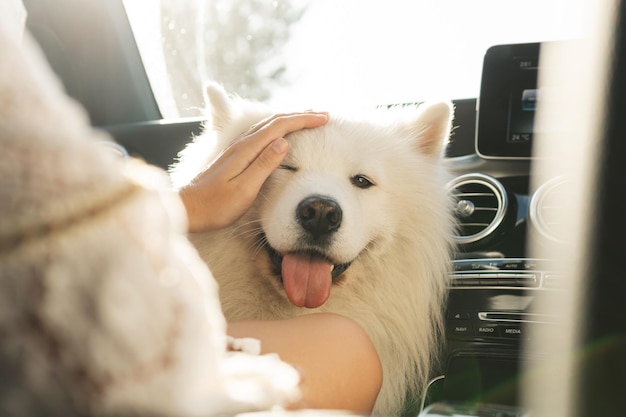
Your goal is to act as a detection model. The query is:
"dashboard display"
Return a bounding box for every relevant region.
[476,43,541,159]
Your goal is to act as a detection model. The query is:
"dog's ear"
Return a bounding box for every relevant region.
[411,101,454,158]
[203,82,232,132]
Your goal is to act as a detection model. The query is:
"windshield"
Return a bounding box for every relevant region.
[124,0,585,118]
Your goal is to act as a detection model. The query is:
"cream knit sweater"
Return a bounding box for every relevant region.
[0,24,299,417]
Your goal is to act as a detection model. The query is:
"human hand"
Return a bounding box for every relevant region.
[179,111,329,232]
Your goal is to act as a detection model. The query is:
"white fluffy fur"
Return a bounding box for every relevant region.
[0,26,300,417]
[172,84,456,415]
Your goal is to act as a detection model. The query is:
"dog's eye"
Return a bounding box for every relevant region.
[351,174,375,189]
[278,164,297,172]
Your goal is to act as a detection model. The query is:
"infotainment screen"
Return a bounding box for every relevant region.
[476,43,541,159]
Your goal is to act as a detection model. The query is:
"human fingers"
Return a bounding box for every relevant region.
[255,111,329,139]
[222,112,328,177]
[244,111,328,138]
[188,138,288,231]
[234,137,290,196]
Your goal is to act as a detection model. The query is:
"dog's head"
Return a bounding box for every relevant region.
[200,84,453,309]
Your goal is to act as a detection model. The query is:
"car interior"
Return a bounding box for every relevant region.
[18,0,626,416]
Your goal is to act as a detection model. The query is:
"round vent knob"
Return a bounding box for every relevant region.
[529,176,569,243]
[447,173,509,245]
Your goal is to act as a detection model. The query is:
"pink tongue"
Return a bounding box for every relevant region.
[281,253,333,308]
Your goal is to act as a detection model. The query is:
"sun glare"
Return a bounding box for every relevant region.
[125,0,586,117]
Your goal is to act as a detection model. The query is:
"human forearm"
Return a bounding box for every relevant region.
[227,313,382,414]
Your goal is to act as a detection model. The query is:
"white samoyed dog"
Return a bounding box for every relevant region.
[170,84,456,416]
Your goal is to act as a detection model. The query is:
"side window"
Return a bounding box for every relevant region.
[125,0,306,118]
[124,0,585,119]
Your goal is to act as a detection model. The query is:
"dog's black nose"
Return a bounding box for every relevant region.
[296,195,342,239]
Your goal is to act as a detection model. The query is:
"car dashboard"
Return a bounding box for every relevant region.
[423,42,567,414]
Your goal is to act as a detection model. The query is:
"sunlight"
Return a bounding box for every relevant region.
[125,0,587,116]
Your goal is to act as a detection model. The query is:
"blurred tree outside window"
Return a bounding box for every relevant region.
[126,0,306,118]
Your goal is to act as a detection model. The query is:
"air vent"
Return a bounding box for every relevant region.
[529,177,569,243]
[447,173,508,244]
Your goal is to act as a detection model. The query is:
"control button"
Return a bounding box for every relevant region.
[497,280,515,286]
[544,274,564,289]
[456,277,480,286]
[453,261,500,272]
[453,262,474,272]
[495,273,518,286]
[470,263,485,271]
[447,323,472,337]
[500,325,527,339]
[447,311,471,320]
[501,260,526,270]
[516,275,538,287]
[523,260,540,270]
[479,273,499,286]
[497,273,521,279]
[475,324,500,338]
